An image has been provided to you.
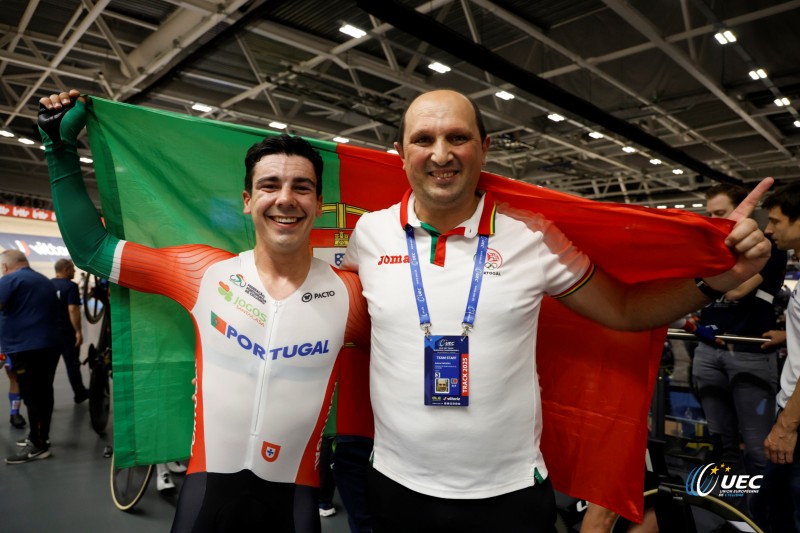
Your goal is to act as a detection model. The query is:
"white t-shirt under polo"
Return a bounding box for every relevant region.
[343,190,593,499]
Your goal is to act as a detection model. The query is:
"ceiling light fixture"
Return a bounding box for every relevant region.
[794,120,800,128]
[649,158,662,165]
[588,131,603,139]
[748,69,767,80]
[79,157,93,164]
[547,113,565,122]
[339,24,366,39]
[191,103,213,113]
[428,62,451,74]
[0,129,14,138]
[495,91,514,101]
[387,148,399,155]
[674,204,685,209]
[18,138,34,145]
[333,136,349,143]
[622,146,636,153]
[672,168,684,175]
[269,121,287,130]
[775,97,790,107]
[692,203,703,208]
[656,205,668,209]
[714,30,737,44]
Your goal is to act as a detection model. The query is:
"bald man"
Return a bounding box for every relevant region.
[0,250,60,464]
[342,89,773,531]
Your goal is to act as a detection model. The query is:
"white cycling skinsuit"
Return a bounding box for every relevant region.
[40,99,369,532]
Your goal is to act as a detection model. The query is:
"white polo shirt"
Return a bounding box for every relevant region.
[343,190,593,499]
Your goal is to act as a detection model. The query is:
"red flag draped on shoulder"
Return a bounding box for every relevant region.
[87,99,735,522]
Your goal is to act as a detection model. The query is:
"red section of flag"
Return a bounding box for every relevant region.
[335,144,409,214]
[334,346,374,438]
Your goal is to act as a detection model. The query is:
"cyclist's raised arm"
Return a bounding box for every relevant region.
[39,90,233,311]
[39,90,118,281]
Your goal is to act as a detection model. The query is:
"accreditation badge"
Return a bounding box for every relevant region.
[424,335,469,406]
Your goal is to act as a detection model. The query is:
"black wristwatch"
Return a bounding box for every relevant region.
[695,278,725,300]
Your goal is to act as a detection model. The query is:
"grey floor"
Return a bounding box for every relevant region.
[0,361,351,533]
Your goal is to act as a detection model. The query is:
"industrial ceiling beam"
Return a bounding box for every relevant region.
[357,0,742,185]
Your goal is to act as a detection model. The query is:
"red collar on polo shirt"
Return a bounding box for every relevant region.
[399,188,496,267]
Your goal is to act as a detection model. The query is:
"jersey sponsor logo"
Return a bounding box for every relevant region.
[301,290,335,303]
[261,441,281,463]
[218,281,234,301]
[377,254,410,265]
[230,273,246,287]
[218,281,267,326]
[211,311,331,362]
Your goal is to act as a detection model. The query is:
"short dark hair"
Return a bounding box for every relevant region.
[244,134,323,196]
[763,182,800,222]
[396,91,487,146]
[54,258,73,273]
[705,183,748,206]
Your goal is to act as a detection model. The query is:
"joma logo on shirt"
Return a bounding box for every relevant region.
[377,254,410,265]
[211,312,330,361]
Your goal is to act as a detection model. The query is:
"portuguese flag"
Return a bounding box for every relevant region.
[85,97,734,521]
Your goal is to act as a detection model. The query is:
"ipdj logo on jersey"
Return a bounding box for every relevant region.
[685,463,762,498]
[301,290,335,303]
[230,273,246,287]
[211,311,331,361]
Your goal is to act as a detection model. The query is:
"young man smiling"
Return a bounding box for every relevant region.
[39,90,369,533]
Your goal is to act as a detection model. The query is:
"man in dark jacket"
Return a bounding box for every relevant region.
[0,249,60,463]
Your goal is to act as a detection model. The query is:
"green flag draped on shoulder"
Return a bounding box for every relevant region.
[85,97,735,521]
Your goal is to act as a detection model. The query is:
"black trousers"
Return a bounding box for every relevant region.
[59,334,87,400]
[367,466,557,533]
[332,436,373,532]
[171,470,321,533]
[8,347,61,447]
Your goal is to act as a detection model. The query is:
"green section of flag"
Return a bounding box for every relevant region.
[84,98,341,467]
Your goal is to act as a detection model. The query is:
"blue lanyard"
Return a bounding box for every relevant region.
[404,225,488,337]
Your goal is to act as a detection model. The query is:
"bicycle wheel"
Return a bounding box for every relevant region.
[89,347,111,435]
[611,487,764,532]
[110,453,154,511]
[82,274,106,324]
